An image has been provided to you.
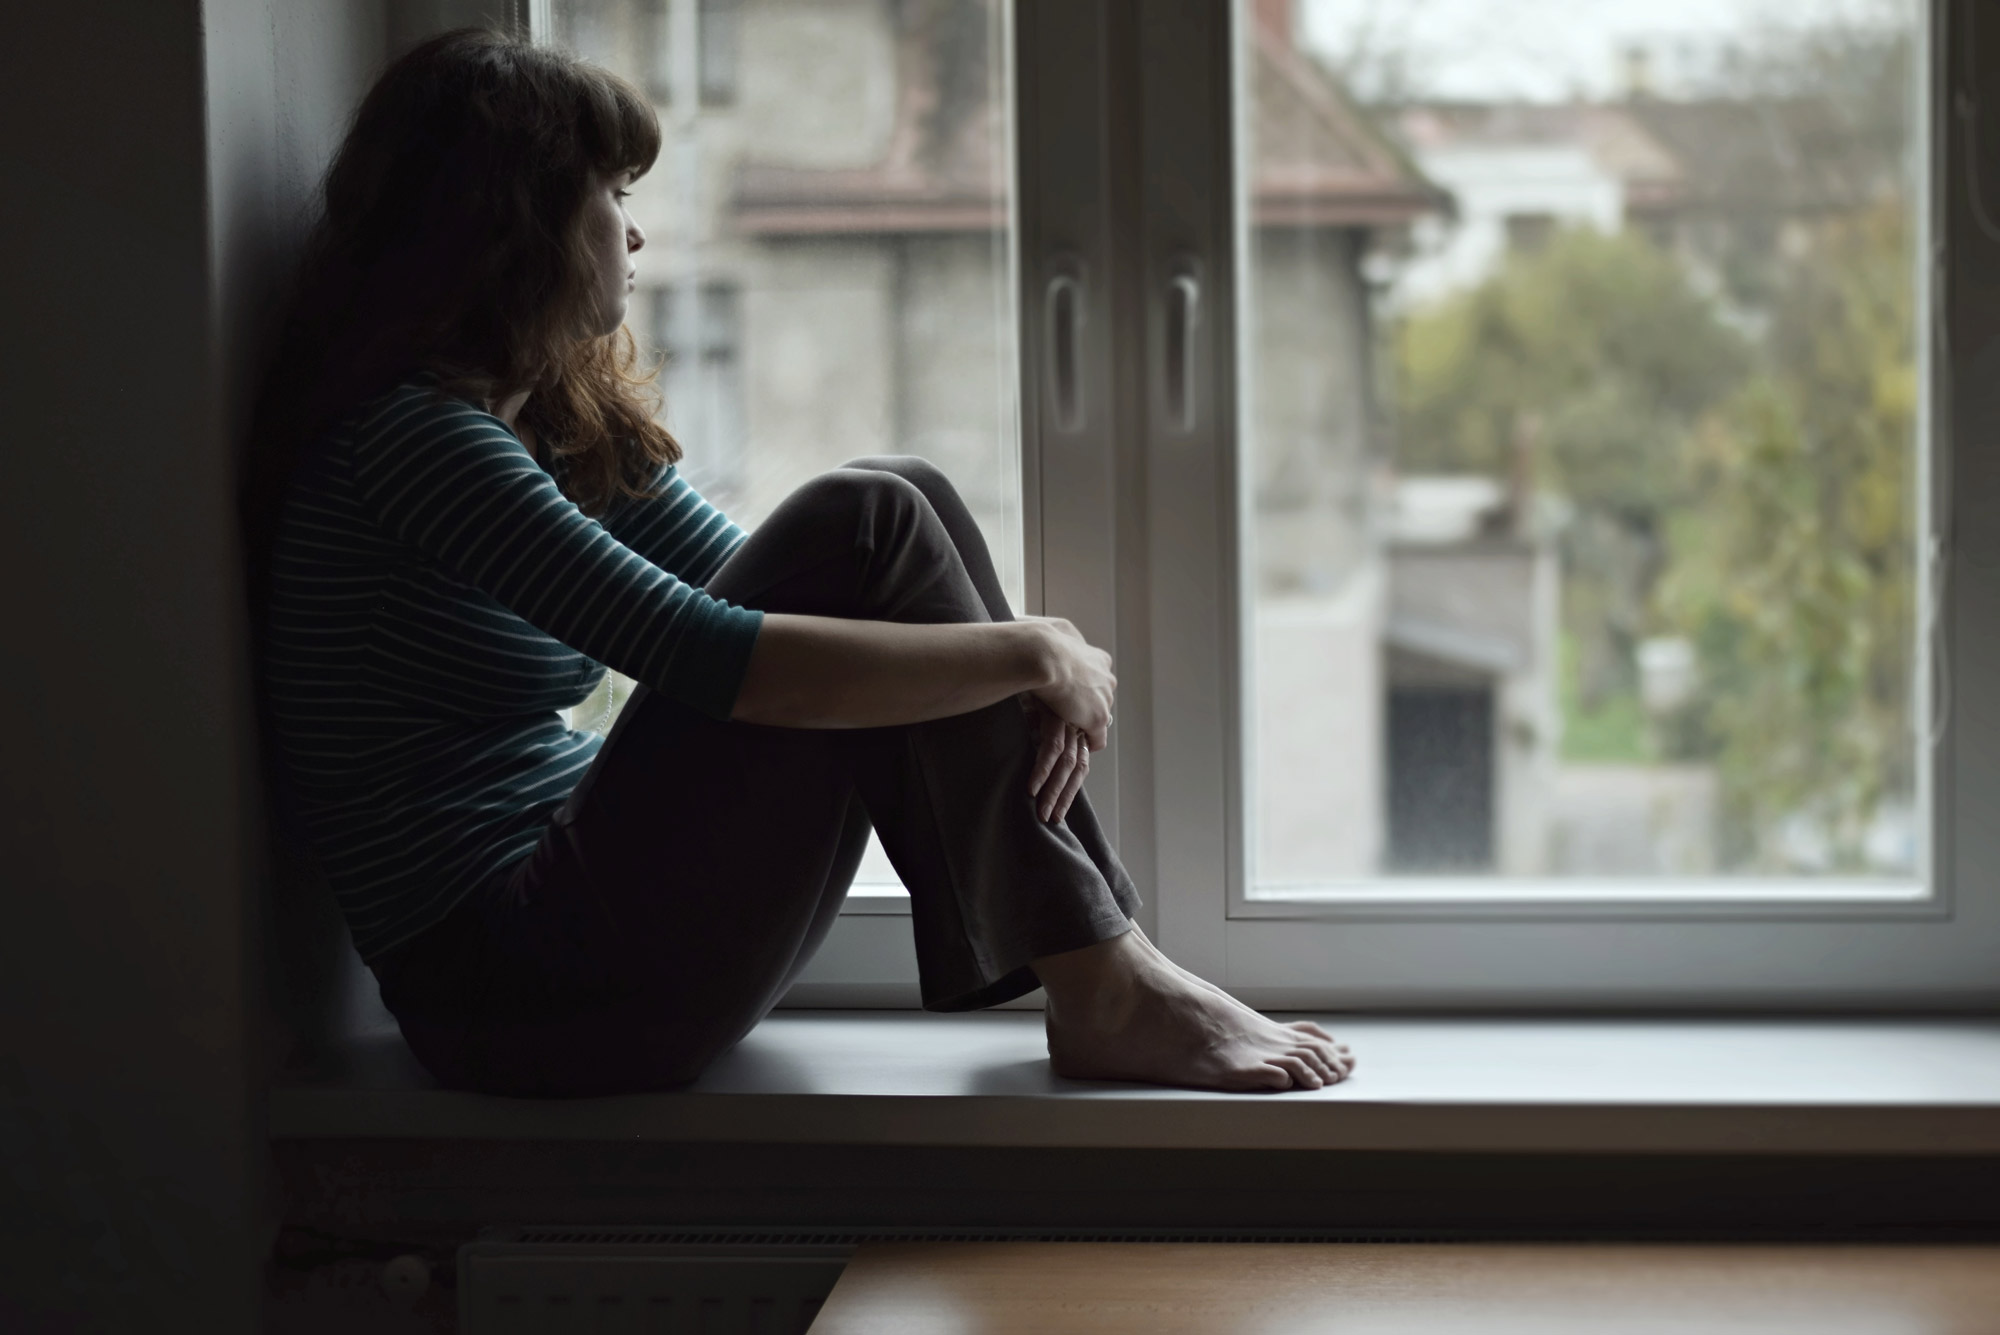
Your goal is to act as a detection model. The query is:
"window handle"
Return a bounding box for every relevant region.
[1166,262,1202,432]
[1045,267,1086,433]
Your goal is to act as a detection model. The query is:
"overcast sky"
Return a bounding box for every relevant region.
[1299,0,1912,102]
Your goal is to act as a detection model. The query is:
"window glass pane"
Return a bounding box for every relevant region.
[1238,0,1920,886]
[700,0,741,104]
[555,0,1022,891]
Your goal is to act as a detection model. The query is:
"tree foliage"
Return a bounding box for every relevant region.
[1660,204,1915,871]
[1390,206,1916,872]
[1394,228,1749,712]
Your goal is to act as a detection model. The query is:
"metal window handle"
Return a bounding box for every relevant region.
[1166,268,1201,431]
[1045,271,1085,433]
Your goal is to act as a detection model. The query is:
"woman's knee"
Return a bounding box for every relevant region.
[841,454,955,505]
[784,467,946,558]
[784,465,920,520]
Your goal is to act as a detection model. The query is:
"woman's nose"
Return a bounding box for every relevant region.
[628,219,646,254]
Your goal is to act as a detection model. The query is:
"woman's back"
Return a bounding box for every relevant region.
[264,372,754,963]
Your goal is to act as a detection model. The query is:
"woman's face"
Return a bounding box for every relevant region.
[579,170,645,338]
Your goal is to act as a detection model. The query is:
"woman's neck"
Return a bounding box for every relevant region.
[491,387,540,462]
[492,387,532,430]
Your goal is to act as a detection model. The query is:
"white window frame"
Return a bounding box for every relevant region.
[522,0,2000,1011]
[1139,0,1996,1010]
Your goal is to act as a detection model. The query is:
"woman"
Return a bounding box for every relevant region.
[243,27,1352,1097]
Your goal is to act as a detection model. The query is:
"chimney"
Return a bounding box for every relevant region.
[1253,0,1293,46]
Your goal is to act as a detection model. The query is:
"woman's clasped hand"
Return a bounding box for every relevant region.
[1020,614,1115,824]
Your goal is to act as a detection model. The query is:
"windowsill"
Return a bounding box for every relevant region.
[267,1012,2000,1155]
[839,883,913,914]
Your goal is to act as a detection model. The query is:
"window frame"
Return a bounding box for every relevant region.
[527,0,2000,1010]
[1146,0,1992,1009]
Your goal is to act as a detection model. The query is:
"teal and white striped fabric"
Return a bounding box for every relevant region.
[264,373,762,962]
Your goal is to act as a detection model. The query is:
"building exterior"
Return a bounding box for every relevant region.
[1385,101,1680,311]
[1386,91,1904,319]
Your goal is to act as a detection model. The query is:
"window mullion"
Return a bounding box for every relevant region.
[1016,0,1128,853]
[1129,0,1240,983]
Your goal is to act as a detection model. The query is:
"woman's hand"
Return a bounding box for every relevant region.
[1020,616,1115,747]
[1018,615,1114,822]
[1023,694,1091,823]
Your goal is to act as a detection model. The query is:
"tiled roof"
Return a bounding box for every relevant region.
[1392,97,1901,218]
[734,10,1441,236]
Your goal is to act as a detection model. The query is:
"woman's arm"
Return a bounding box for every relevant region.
[731,614,1116,749]
[592,460,744,589]
[349,387,763,722]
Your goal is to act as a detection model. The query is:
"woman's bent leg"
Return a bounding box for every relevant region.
[815,457,1139,1007]
[692,465,1140,1011]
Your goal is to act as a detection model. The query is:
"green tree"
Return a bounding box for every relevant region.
[1394,228,1749,721]
[1660,204,1915,871]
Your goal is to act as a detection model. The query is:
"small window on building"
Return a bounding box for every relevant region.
[648,280,746,498]
[624,0,737,106]
[699,0,740,106]
[640,0,673,103]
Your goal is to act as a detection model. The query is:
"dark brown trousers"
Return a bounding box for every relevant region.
[374,457,1140,1096]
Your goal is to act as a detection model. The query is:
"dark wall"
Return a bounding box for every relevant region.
[0,2,384,1328]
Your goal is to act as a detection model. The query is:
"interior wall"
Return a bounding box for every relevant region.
[0,1,384,1329]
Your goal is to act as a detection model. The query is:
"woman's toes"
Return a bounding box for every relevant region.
[1275,1054,1323,1089]
[1311,1046,1349,1081]
[1251,1063,1294,1092]
[1285,1024,1353,1072]
[1291,1045,1336,1084]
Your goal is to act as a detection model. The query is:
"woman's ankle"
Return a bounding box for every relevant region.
[1031,923,1145,1018]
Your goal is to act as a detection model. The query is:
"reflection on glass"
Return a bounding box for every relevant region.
[554,0,1021,889]
[1240,0,1919,884]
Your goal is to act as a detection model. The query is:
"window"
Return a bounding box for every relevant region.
[699,0,740,105]
[547,0,2000,1009]
[1236,7,1928,877]
[648,280,746,495]
[559,0,740,106]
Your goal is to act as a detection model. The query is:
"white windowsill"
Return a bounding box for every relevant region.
[839,883,913,915]
[1242,879,1929,906]
[268,1012,2000,1155]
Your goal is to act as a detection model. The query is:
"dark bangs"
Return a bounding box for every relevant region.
[567,54,660,183]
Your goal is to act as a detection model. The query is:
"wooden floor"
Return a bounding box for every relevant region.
[808,1242,2000,1333]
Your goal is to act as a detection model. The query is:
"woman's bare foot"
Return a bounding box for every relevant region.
[1033,927,1354,1092]
[1122,923,1353,1063]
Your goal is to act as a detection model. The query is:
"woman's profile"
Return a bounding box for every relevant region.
[242,26,1352,1097]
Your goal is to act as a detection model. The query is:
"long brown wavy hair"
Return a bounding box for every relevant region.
[240,26,679,621]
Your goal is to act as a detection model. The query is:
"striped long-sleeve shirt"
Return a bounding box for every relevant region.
[263,373,763,962]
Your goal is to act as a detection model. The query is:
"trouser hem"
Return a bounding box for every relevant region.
[920,909,1135,1012]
